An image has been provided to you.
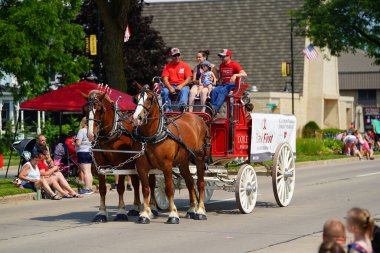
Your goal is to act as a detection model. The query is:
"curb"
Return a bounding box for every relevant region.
[0,184,109,205]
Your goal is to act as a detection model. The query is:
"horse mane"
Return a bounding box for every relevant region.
[88,89,114,105]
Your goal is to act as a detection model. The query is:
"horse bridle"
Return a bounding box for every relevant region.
[134,85,158,124]
[84,93,121,141]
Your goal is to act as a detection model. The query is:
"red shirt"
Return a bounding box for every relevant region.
[37,159,49,172]
[161,61,192,85]
[219,60,243,84]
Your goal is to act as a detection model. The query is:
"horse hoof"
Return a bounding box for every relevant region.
[151,210,159,218]
[138,216,150,224]
[92,215,107,223]
[166,217,180,224]
[114,214,128,221]
[127,209,140,217]
[185,212,196,219]
[194,214,207,221]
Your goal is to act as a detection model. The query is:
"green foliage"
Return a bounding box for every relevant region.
[297,138,329,155]
[323,128,344,139]
[323,138,344,154]
[0,178,34,197]
[302,121,321,138]
[291,0,380,65]
[0,121,15,155]
[34,116,80,144]
[0,0,91,101]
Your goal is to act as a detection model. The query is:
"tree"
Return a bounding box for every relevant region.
[124,1,168,89]
[0,0,91,101]
[80,0,167,92]
[291,0,380,65]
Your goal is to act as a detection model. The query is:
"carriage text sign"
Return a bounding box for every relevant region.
[250,113,296,162]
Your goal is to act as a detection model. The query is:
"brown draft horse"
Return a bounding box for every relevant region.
[82,90,157,222]
[132,85,211,224]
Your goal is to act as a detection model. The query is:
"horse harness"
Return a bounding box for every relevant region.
[131,87,211,162]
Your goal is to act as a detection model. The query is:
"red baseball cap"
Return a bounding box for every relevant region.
[218,49,232,57]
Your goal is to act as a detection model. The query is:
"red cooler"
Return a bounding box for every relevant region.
[0,154,3,169]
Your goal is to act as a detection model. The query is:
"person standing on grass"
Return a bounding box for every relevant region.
[75,117,94,195]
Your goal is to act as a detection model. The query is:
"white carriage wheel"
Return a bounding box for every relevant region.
[235,164,258,214]
[195,181,214,204]
[154,177,170,210]
[272,142,296,207]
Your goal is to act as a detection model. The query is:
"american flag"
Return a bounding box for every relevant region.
[303,44,318,60]
[124,24,131,42]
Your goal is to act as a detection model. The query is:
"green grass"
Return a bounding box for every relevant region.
[0,178,34,197]
[1,154,21,167]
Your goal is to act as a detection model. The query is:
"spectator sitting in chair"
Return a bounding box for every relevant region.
[37,146,81,198]
[210,49,247,114]
[18,152,62,200]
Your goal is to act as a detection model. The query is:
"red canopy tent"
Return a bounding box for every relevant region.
[20,80,135,111]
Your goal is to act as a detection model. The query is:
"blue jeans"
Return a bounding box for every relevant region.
[210,83,236,112]
[161,84,190,112]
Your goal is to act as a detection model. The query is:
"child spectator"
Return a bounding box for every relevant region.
[196,61,216,100]
[346,207,375,253]
[323,219,347,249]
[362,133,374,160]
[319,240,345,253]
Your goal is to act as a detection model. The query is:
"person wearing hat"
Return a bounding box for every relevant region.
[210,49,247,114]
[161,48,192,112]
[189,60,216,113]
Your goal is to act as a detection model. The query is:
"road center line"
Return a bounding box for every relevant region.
[356,172,380,178]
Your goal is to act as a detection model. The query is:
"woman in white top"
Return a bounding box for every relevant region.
[18,152,62,200]
[75,117,94,194]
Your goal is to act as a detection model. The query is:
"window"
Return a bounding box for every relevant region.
[358,90,377,106]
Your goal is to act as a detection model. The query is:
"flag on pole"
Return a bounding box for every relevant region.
[303,44,318,60]
[124,24,131,42]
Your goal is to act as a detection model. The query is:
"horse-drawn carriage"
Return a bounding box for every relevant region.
[83,79,296,224]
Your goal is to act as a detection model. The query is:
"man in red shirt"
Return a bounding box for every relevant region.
[210,49,247,113]
[161,48,192,112]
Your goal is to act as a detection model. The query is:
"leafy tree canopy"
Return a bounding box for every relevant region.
[0,0,91,101]
[291,0,380,65]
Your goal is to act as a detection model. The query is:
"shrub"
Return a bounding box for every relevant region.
[302,121,321,138]
[323,128,343,139]
[323,138,344,154]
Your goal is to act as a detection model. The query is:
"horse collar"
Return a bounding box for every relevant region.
[132,112,168,144]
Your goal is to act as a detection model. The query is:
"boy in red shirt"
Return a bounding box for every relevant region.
[161,48,192,112]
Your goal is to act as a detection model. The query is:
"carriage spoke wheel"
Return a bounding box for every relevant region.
[272,142,296,207]
[195,181,214,204]
[235,164,258,214]
[154,177,171,210]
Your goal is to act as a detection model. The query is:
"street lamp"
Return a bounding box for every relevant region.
[290,17,295,115]
[85,70,98,82]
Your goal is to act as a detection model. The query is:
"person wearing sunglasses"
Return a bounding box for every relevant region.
[210,49,247,114]
[161,48,192,112]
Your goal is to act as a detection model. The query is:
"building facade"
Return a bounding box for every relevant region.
[143,0,354,132]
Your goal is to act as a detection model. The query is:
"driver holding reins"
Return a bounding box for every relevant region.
[161,48,192,112]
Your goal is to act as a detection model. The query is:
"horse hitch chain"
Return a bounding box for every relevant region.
[93,143,147,174]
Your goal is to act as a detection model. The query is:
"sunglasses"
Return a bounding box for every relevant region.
[219,55,226,59]
[172,54,180,57]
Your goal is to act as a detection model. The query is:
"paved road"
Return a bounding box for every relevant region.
[0,159,379,253]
